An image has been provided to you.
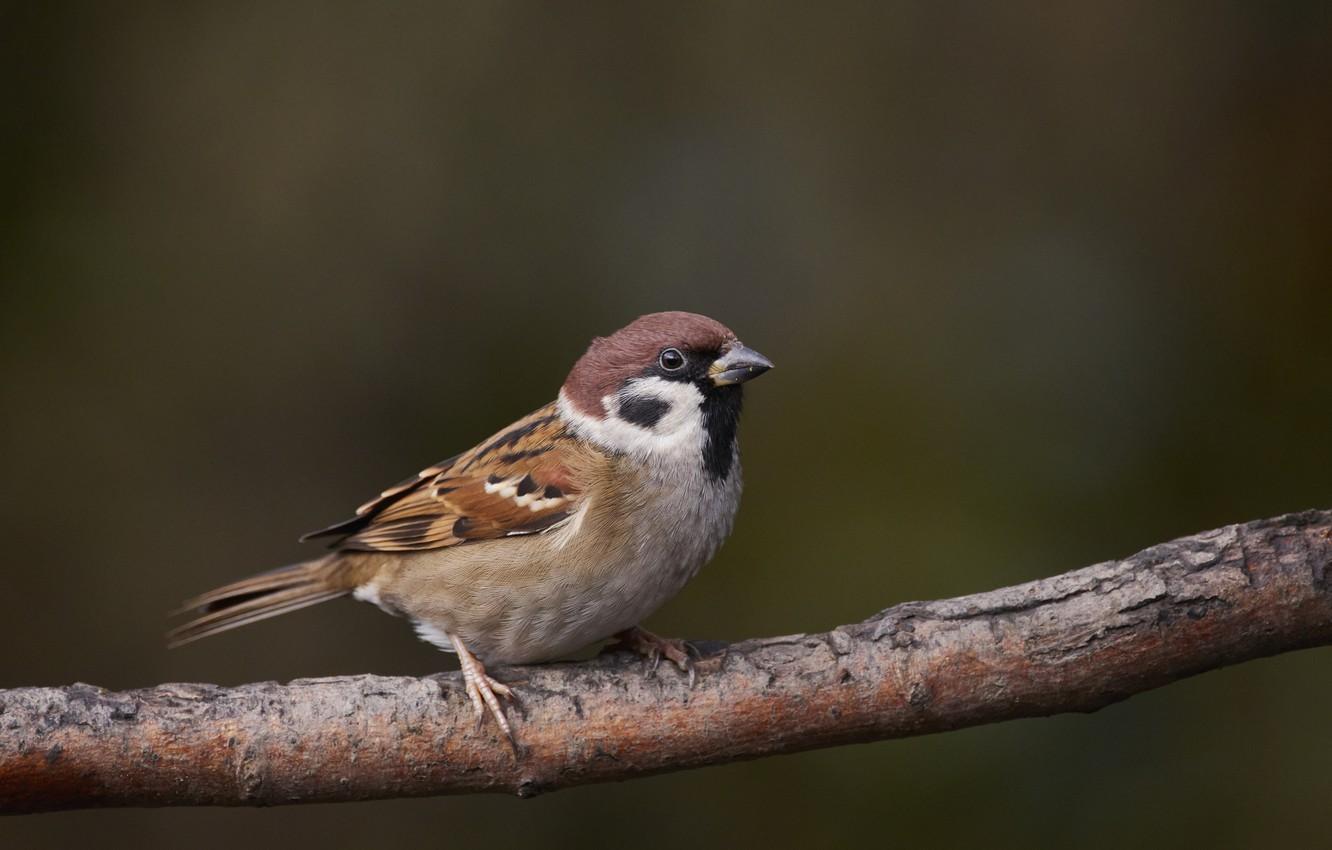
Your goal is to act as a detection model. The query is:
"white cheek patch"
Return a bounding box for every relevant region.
[615,377,703,432]
[557,380,707,466]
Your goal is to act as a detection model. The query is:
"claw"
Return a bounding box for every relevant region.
[613,627,699,688]
[449,633,518,752]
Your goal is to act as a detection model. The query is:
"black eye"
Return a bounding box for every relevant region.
[658,348,685,371]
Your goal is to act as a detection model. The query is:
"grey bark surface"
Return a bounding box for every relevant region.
[3,510,1331,814]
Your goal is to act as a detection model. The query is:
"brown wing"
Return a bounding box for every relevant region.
[300,403,586,553]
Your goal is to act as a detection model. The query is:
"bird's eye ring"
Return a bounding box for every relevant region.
[658,348,686,371]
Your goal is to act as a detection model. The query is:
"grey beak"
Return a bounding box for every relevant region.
[709,344,774,386]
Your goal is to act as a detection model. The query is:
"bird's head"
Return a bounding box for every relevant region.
[559,311,773,476]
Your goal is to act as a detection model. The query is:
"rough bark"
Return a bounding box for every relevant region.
[3,510,1331,814]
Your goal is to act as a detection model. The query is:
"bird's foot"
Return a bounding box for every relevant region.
[450,634,519,750]
[611,626,698,688]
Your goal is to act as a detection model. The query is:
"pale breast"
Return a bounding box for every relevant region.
[374,449,743,664]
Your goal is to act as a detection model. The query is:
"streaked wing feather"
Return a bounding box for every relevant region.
[303,403,587,554]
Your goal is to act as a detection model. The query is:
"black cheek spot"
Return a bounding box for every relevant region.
[619,396,670,429]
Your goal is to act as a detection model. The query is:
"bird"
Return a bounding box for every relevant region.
[169,311,773,743]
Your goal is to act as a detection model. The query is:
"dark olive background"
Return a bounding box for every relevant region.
[3,3,1330,848]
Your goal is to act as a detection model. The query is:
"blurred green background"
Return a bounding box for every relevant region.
[3,2,1330,847]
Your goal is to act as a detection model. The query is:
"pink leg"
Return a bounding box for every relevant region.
[612,626,698,687]
[449,633,518,746]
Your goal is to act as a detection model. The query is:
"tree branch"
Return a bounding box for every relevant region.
[4,510,1331,813]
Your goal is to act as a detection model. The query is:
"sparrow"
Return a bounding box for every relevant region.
[169,311,773,742]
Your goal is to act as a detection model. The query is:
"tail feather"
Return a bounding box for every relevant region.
[171,560,327,616]
[167,558,359,648]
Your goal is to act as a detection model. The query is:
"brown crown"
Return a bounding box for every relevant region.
[562,311,737,417]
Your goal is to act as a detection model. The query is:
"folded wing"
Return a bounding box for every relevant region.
[301,403,585,553]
